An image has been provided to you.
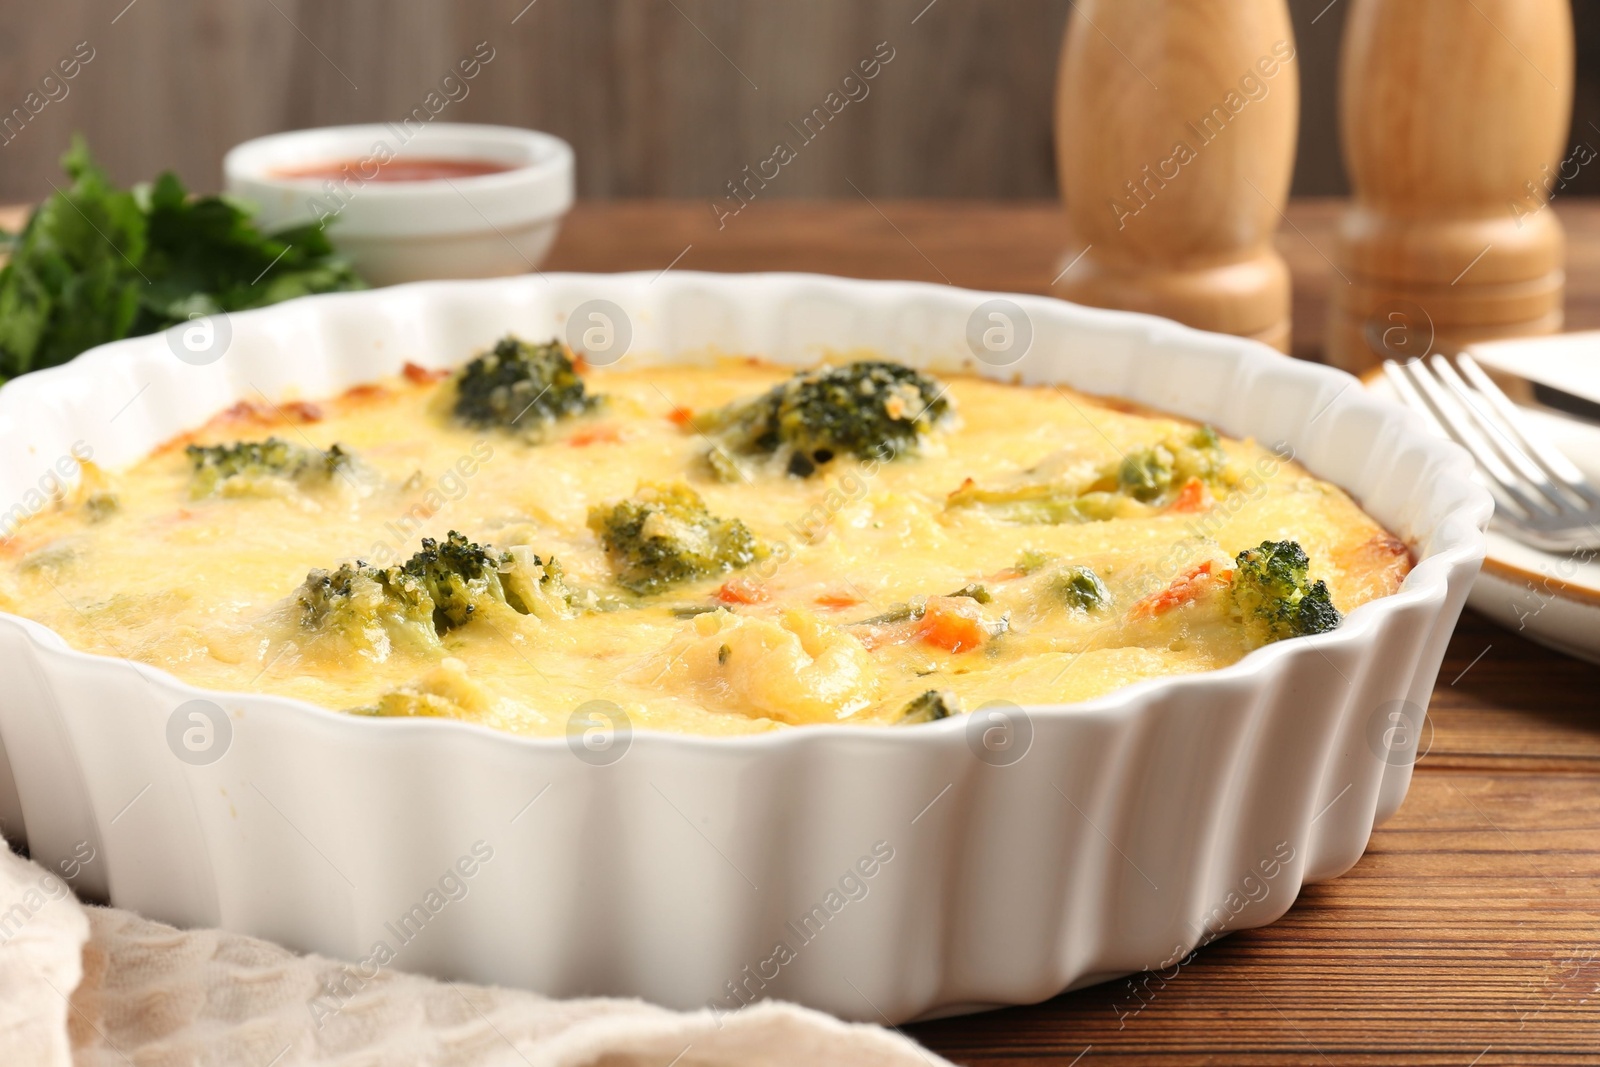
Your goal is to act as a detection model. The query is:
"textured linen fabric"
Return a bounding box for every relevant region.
[0,837,87,1067]
[0,839,949,1067]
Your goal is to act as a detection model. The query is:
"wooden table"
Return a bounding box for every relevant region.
[6,196,1597,1063]
[545,199,1600,1066]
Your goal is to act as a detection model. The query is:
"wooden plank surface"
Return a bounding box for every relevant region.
[5,196,1600,1063]
[0,1,1379,204]
[8,3,1600,206]
[539,196,1600,367]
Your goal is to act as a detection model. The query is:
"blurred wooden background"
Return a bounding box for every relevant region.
[1,0,1597,203]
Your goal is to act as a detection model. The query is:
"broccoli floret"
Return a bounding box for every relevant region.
[296,531,574,654]
[297,559,439,657]
[851,600,927,627]
[1117,449,1172,502]
[703,361,952,478]
[899,689,961,724]
[401,532,577,628]
[850,583,991,627]
[395,531,576,631]
[354,659,497,720]
[1053,566,1109,612]
[451,336,596,433]
[16,543,76,576]
[947,582,992,604]
[945,481,1132,525]
[186,438,355,498]
[1117,426,1225,503]
[848,590,1011,647]
[588,482,765,595]
[1012,549,1057,575]
[1229,540,1343,643]
[83,492,119,522]
[360,690,461,719]
[948,425,1227,523]
[497,545,587,620]
[397,531,513,631]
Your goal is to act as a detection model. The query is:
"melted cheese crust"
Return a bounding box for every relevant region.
[0,358,1410,737]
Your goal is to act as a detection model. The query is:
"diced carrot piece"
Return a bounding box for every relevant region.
[0,534,35,559]
[567,424,624,447]
[668,406,695,427]
[715,576,770,605]
[342,383,392,401]
[814,590,863,609]
[1128,560,1227,620]
[146,508,196,531]
[402,362,449,384]
[570,352,591,374]
[213,400,274,427]
[1168,477,1211,513]
[916,596,988,653]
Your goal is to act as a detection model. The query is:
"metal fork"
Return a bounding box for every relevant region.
[1384,353,1600,553]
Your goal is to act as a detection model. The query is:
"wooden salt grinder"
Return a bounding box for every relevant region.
[1054,0,1299,352]
[1328,0,1574,372]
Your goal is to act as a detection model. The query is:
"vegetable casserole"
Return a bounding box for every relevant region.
[0,339,1411,736]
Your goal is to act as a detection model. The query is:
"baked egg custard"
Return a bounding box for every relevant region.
[0,340,1411,736]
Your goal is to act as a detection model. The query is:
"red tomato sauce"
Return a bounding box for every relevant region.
[274,157,514,182]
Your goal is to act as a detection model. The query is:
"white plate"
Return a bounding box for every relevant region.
[1366,363,1600,665]
[0,274,1488,1023]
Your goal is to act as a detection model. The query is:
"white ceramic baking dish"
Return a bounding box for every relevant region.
[0,273,1489,1024]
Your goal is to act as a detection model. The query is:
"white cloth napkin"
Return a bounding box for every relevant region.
[0,836,950,1067]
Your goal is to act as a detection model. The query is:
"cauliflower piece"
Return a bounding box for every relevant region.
[362,657,506,720]
[638,609,880,725]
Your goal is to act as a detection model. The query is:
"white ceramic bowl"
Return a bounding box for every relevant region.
[0,274,1489,1024]
[224,123,574,286]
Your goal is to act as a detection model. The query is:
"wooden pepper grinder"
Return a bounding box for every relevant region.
[1054,0,1299,352]
[1327,0,1574,372]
